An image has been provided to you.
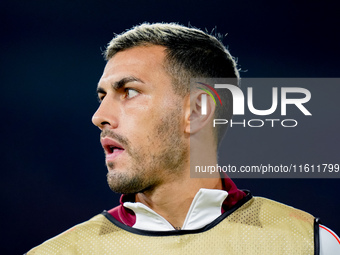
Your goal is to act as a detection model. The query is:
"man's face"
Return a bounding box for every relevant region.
[92,45,188,194]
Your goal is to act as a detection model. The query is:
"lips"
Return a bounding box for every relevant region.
[101,137,125,162]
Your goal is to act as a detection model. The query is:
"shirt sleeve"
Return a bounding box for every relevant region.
[319,224,340,255]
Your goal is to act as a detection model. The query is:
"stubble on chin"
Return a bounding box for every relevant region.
[106,149,163,194]
[106,170,151,194]
[105,103,188,194]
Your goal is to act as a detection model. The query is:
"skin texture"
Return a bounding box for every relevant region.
[92,45,221,228]
[93,45,188,194]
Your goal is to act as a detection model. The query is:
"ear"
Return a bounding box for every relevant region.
[184,89,216,134]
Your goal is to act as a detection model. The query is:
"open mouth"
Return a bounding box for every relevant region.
[101,137,125,161]
[106,145,124,154]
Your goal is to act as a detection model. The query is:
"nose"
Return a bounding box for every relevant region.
[92,97,118,130]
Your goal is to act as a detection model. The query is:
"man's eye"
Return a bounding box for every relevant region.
[126,88,139,99]
[98,95,105,103]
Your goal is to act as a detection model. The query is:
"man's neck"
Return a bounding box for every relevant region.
[135,176,222,229]
[134,132,221,229]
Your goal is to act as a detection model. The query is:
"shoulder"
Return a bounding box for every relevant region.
[26,214,108,254]
[250,196,315,223]
[253,197,340,255]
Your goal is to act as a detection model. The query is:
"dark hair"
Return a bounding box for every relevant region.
[105,22,239,145]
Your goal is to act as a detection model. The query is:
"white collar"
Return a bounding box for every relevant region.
[123,188,228,231]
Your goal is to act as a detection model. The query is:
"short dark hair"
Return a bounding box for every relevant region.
[105,22,239,145]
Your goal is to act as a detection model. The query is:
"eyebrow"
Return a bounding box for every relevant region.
[96,76,144,94]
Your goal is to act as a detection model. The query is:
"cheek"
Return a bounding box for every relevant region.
[121,94,181,140]
[119,108,158,145]
[124,96,166,124]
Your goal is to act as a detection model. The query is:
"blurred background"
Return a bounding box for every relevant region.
[1,0,339,253]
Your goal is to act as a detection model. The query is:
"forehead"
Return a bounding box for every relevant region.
[99,45,171,86]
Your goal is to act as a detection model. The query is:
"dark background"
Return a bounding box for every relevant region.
[1,0,339,254]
